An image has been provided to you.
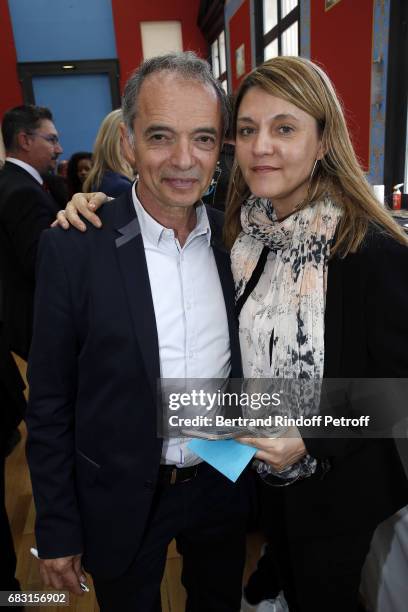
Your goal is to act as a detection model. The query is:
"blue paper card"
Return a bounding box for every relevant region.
[188,438,256,482]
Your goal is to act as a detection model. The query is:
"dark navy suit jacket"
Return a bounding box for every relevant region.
[26,190,242,579]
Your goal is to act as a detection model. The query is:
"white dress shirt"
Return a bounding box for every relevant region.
[6,157,44,185]
[132,184,231,466]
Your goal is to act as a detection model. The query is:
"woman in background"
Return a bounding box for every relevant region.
[227,56,408,612]
[83,109,134,197]
[67,151,92,197]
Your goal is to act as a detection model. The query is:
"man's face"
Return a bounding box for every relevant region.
[127,72,222,216]
[27,119,63,174]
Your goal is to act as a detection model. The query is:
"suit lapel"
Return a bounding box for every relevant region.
[113,192,161,397]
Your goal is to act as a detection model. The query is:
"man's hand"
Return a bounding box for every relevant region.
[51,192,110,231]
[238,427,307,472]
[39,554,87,596]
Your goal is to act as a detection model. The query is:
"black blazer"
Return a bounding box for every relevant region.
[26,190,242,579]
[0,161,59,358]
[286,226,408,539]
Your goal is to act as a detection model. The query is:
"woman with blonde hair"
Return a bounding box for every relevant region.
[229,56,408,612]
[83,109,134,197]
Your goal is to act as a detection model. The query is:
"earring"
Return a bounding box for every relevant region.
[310,159,319,179]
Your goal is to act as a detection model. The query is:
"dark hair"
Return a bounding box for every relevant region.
[1,104,53,150]
[67,151,92,195]
[122,51,229,139]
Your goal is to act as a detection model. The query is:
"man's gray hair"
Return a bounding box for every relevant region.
[122,51,229,139]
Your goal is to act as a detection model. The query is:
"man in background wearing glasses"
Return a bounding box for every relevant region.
[0,105,62,598]
[0,104,63,361]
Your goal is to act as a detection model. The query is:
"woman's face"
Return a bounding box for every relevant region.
[77,158,92,183]
[235,87,323,216]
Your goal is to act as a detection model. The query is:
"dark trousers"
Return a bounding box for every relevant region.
[0,453,20,592]
[259,483,374,612]
[92,463,253,612]
[0,336,25,598]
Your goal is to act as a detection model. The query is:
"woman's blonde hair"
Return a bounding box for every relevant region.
[83,109,134,192]
[224,56,408,254]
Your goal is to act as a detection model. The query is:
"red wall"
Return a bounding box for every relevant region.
[310,0,373,170]
[111,0,207,92]
[228,0,252,91]
[0,0,23,120]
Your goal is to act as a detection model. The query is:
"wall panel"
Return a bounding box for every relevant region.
[111,0,206,90]
[226,0,252,91]
[310,0,373,171]
[7,0,117,62]
[0,0,22,118]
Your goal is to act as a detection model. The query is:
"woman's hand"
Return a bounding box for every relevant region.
[238,427,307,471]
[51,192,111,231]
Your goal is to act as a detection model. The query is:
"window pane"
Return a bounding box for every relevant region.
[281,21,298,56]
[263,0,278,35]
[219,31,226,74]
[280,0,298,19]
[264,38,279,61]
[211,40,220,78]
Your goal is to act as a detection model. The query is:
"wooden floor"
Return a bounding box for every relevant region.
[5,357,263,611]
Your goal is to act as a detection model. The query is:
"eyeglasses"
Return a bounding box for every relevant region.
[27,132,60,146]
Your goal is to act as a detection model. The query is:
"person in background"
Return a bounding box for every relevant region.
[67,151,92,197]
[0,104,63,360]
[83,109,134,198]
[57,159,68,179]
[0,104,62,606]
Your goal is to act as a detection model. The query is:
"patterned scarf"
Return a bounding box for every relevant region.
[231,196,342,481]
[232,196,342,379]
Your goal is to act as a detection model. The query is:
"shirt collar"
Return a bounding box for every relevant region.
[131,182,211,247]
[6,157,43,185]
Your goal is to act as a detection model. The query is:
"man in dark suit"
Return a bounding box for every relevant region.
[0,105,62,600]
[26,53,253,612]
[0,105,63,360]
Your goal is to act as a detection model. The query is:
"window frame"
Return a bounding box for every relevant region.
[255,0,300,63]
[17,59,121,108]
[210,30,228,89]
[384,0,408,200]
